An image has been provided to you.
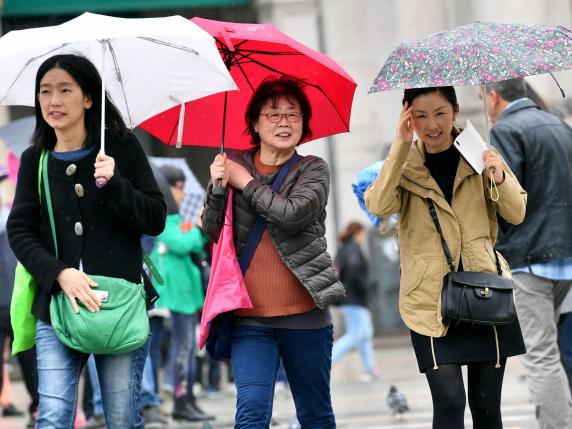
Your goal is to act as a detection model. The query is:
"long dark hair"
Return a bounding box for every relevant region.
[245,77,312,145]
[32,54,128,150]
[402,86,459,114]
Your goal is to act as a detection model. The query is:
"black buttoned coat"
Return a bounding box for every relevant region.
[7,133,167,322]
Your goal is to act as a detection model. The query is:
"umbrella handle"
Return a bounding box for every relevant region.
[96,177,108,188]
[212,180,225,198]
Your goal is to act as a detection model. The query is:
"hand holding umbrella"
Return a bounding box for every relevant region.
[209,153,230,191]
[94,153,115,188]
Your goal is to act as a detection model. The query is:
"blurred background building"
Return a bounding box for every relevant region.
[2,0,572,333]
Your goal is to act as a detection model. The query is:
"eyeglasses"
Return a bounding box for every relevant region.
[259,112,303,123]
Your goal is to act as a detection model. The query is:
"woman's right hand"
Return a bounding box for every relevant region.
[396,102,414,143]
[56,268,100,313]
[209,153,229,188]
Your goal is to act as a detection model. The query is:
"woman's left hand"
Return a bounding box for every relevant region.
[482,150,504,184]
[94,153,116,182]
[227,160,254,190]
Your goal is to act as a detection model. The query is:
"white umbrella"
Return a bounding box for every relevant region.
[0,12,237,153]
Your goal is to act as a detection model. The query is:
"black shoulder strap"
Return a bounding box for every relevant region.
[426,199,502,275]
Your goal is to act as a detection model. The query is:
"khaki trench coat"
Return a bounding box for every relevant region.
[365,138,527,337]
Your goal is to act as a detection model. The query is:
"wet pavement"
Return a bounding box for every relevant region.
[2,335,537,428]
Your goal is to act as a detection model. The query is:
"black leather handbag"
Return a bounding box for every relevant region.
[427,200,517,326]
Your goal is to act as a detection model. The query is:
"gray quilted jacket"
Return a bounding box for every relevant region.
[202,149,344,308]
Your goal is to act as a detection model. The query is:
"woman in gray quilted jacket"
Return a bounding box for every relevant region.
[202,77,344,429]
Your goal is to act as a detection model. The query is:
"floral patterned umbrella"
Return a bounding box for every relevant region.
[370,21,572,92]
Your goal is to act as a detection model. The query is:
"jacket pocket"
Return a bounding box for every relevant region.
[402,256,428,296]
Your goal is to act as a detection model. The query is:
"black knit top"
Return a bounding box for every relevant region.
[424,143,460,205]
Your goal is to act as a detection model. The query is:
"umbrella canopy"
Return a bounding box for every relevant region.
[370,21,572,92]
[140,17,357,150]
[149,157,205,221]
[0,116,35,159]
[0,12,237,145]
[0,116,35,186]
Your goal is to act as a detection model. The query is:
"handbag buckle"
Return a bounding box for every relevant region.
[479,287,490,297]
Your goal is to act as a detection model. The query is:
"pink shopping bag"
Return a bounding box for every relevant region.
[198,187,252,349]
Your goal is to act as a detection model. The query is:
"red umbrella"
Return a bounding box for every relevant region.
[139,17,357,151]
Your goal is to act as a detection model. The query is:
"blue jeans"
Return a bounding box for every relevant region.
[231,324,335,429]
[170,312,197,399]
[140,354,161,408]
[87,356,103,416]
[35,320,148,429]
[332,305,376,371]
[88,345,160,413]
[148,316,165,392]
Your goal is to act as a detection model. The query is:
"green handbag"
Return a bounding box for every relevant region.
[50,275,149,354]
[10,150,48,355]
[35,150,150,355]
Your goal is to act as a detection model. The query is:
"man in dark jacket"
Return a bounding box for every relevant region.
[483,78,572,429]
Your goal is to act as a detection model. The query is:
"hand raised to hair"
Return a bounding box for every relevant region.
[396,102,414,143]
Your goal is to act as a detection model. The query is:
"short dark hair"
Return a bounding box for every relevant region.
[486,78,527,102]
[402,86,459,113]
[159,164,185,187]
[33,54,128,150]
[245,77,312,145]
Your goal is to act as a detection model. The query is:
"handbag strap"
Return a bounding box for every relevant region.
[426,199,502,275]
[41,150,58,259]
[143,252,164,285]
[238,152,302,274]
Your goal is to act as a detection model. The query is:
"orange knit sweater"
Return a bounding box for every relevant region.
[234,152,316,317]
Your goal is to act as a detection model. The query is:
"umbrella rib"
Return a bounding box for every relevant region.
[233,50,295,77]
[235,60,257,92]
[233,49,303,57]
[303,81,350,132]
[106,40,134,130]
[0,43,72,104]
[137,37,200,55]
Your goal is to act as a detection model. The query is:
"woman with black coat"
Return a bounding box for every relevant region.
[7,54,166,429]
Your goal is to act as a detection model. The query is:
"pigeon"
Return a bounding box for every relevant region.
[386,385,410,419]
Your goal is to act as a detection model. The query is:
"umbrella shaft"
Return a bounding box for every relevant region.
[481,83,491,147]
[220,91,228,154]
[100,40,107,155]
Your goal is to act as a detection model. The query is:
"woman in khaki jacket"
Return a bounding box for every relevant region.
[366,86,527,429]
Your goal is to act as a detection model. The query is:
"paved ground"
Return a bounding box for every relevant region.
[1,335,538,428]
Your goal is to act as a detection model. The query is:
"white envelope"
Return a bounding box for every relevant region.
[453,120,489,174]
